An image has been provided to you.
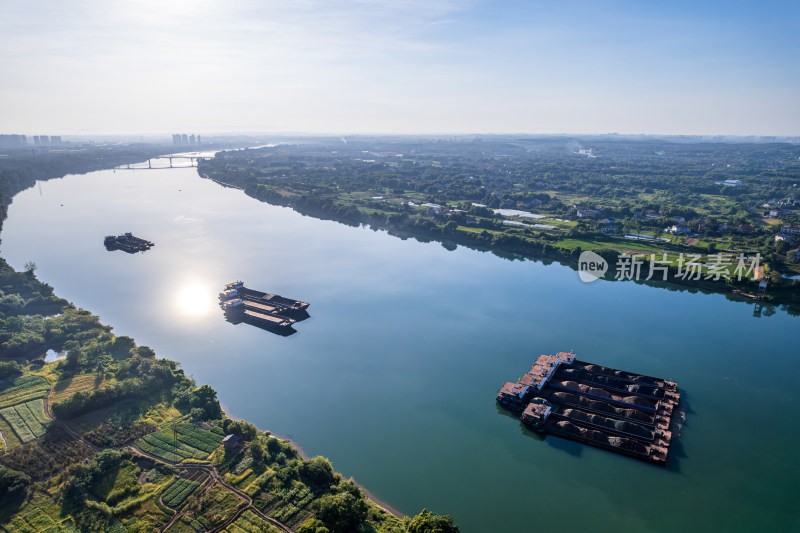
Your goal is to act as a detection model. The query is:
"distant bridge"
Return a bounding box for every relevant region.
[115,155,213,170]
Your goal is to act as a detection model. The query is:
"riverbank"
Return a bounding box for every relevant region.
[0,149,447,532]
[221,404,405,520]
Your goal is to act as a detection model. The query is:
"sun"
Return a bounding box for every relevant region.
[177,283,214,316]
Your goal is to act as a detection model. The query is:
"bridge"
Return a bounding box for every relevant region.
[115,155,213,170]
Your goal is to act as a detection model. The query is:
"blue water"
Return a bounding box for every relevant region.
[2,162,798,532]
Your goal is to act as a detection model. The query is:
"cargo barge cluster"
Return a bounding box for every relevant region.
[219,281,310,331]
[497,351,680,465]
[103,232,154,253]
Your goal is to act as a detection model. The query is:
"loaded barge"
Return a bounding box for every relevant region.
[497,352,680,465]
[104,233,154,253]
[219,282,310,331]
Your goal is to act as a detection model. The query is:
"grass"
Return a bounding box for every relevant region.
[49,374,109,405]
[91,462,140,502]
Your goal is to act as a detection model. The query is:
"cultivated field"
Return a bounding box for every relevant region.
[0,375,49,409]
[0,398,50,443]
[222,509,282,533]
[161,477,201,508]
[135,424,225,463]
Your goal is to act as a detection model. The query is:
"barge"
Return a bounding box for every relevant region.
[497,352,680,465]
[104,233,154,253]
[219,282,309,331]
[221,281,310,316]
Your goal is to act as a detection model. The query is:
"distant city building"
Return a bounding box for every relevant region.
[173,133,200,145]
[0,134,27,147]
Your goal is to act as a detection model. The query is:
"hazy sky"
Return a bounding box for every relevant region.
[2,0,798,135]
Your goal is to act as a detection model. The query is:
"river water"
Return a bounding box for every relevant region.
[2,161,798,532]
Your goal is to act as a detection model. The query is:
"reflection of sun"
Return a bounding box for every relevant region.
[177,284,214,316]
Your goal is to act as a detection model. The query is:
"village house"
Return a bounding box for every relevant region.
[667,224,692,235]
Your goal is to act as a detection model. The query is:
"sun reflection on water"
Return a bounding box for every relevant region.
[176,283,215,316]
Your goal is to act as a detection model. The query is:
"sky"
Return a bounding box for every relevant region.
[1,0,799,136]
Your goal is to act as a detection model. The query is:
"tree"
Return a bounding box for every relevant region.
[189,385,222,420]
[0,466,30,504]
[316,492,367,533]
[250,441,265,462]
[64,339,82,368]
[406,509,460,533]
[0,361,21,379]
[110,336,135,358]
[131,346,156,359]
[221,418,257,440]
[297,518,330,533]
[300,456,335,488]
[23,261,37,275]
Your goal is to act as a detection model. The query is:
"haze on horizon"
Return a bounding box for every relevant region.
[2,0,798,137]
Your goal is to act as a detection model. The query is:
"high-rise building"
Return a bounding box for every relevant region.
[181,134,188,145]
[173,134,181,145]
[0,134,27,147]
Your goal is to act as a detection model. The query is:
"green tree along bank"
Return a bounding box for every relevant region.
[0,149,458,531]
[199,137,800,309]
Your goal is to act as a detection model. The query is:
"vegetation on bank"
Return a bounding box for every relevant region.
[199,137,800,309]
[0,151,459,531]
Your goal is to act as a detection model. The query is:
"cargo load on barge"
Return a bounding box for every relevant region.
[219,282,309,331]
[496,352,680,465]
[220,281,309,316]
[103,233,154,253]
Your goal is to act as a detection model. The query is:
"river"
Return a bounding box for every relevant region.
[1,160,798,532]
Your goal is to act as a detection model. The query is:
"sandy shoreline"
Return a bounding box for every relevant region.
[220,404,405,520]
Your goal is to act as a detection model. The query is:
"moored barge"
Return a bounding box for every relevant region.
[104,232,154,253]
[219,282,309,331]
[497,351,680,465]
[221,281,310,315]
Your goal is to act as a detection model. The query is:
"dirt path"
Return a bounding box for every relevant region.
[129,445,293,533]
[43,391,101,452]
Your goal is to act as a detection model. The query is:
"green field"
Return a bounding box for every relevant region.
[0,375,49,409]
[161,478,201,508]
[0,398,50,444]
[0,495,79,533]
[135,424,225,463]
[223,509,282,533]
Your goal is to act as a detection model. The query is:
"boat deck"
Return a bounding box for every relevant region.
[497,352,680,465]
[220,282,309,332]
